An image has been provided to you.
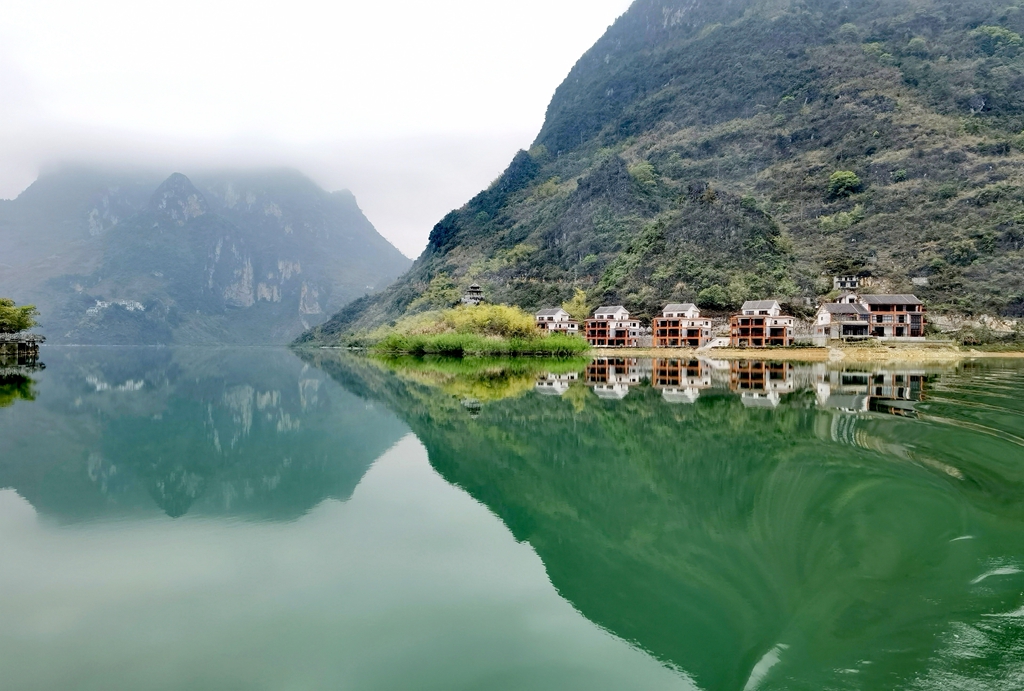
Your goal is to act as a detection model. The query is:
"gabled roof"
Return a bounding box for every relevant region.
[741,300,781,310]
[595,305,628,314]
[822,303,869,314]
[536,308,568,317]
[859,294,923,305]
[663,303,698,313]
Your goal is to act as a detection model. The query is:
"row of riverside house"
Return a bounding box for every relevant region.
[534,286,926,349]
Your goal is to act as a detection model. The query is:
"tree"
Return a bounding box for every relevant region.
[411,274,461,311]
[697,286,731,310]
[827,171,862,199]
[0,299,39,334]
[562,289,590,322]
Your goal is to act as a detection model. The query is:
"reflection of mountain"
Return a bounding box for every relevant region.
[308,352,1024,691]
[0,348,408,521]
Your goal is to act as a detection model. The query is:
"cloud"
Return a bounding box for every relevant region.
[0,0,633,257]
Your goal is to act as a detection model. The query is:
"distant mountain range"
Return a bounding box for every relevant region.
[303,0,1024,344]
[0,167,410,344]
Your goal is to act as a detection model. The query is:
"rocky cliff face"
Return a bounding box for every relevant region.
[303,0,1024,344]
[0,168,411,344]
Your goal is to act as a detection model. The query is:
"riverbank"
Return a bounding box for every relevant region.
[592,344,1024,363]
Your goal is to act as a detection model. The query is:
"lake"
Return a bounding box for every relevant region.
[1,348,1023,690]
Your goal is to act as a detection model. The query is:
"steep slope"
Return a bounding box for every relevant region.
[0,167,411,344]
[304,0,1024,343]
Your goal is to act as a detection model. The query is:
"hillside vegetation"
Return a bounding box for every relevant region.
[303,0,1024,344]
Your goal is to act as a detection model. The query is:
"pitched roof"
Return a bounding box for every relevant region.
[859,294,923,305]
[595,305,628,313]
[741,300,781,310]
[536,308,567,317]
[822,303,869,314]
[663,303,698,313]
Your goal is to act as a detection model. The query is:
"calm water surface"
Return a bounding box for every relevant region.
[1,348,1023,690]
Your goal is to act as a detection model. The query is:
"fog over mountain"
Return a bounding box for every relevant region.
[0,167,411,344]
[0,0,634,258]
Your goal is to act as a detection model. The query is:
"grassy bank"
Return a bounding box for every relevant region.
[356,304,590,358]
[374,332,589,357]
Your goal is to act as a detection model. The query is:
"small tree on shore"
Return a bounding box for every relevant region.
[0,299,38,334]
[562,289,590,322]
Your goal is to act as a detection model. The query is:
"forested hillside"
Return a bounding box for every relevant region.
[0,168,411,344]
[304,0,1024,343]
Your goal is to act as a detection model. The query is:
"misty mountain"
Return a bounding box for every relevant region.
[303,0,1024,342]
[0,167,410,344]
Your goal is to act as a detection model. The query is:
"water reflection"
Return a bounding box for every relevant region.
[0,345,43,409]
[307,351,1024,691]
[0,347,408,521]
[573,356,933,417]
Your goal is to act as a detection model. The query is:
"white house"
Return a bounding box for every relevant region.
[741,300,783,316]
[661,303,701,319]
[813,303,871,344]
[586,306,642,347]
[535,308,579,333]
[534,372,579,396]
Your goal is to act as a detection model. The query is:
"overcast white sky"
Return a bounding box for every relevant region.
[0,0,633,257]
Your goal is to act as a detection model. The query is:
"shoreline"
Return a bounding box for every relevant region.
[592,345,1024,363]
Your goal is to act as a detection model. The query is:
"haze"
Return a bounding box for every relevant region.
[0,0,632,258]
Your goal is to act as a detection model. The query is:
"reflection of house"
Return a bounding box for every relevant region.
[653,304,712,348]
[586,358,650,399]
[813,303,871,344]
[535,308,579,334]
[816,368,927,416]
[652,358,712,403]
[461,284,485,306]
[729,361,795,408]
[729,301,795,347]
[534,372,579,396]
[585,306,642,348]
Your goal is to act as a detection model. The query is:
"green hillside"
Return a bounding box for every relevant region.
[303,0,1024,344]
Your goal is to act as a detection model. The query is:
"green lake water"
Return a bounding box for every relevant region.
[1,348,1023,690]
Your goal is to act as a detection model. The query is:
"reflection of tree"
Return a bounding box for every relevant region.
[0,373,36,408]
[373,355,588,402]
[312,352,1024,691]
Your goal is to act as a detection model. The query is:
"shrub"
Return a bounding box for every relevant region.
[628,161,657,187]
[442,304,537,338]
[827,171,862,199]
[972,26,1023,56]
[697,285,732,310]
[819,204,866,232]
[891,169,908,183]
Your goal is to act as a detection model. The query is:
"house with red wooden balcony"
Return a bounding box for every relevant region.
[653,303,712,348]
[729,301,795,347]
[859,294,926,339]
[585,306,642,348]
